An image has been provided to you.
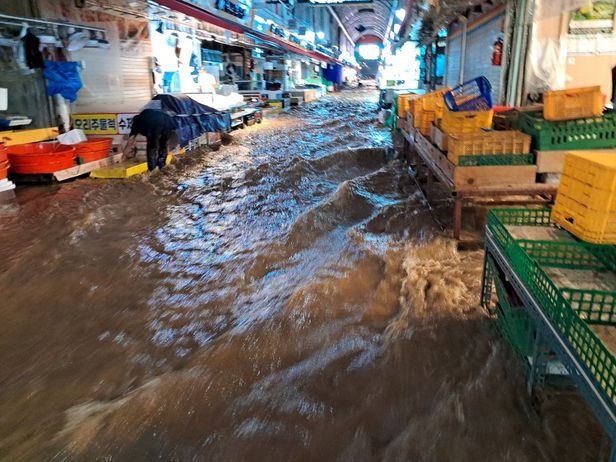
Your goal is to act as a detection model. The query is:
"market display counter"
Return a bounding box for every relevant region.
[401,127,558,241]
[482,211,616,460]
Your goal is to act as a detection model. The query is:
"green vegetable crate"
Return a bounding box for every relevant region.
[486,256,535,364]
[487,208,616,406]
[518,111,616,151]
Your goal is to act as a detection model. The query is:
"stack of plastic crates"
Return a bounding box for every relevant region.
[518,86,614,152]
[487,208,616,407]
[552,151,616,244]
[409,88,450,137]
[447,130,532,166]
[518,111,616,151]
[397,93,419,119]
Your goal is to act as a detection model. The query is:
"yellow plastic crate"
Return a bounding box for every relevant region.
[413,110,437,137]
[409,88,449,122]
[448,130,531,164]
[397,93,419,118]
[544,86,603,121]
[552,151,616,243]
[441,108,493,135]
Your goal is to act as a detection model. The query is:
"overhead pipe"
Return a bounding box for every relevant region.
[383,0,398,43]
[326,6,355,46]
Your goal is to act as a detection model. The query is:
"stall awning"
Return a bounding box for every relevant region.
[155,0,341,64]
[248,30,339,64]
[156,0,244,34]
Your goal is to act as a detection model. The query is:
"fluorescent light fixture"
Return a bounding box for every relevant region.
[316,31,325,40]
[304,30,315,42]
[393,24,400,34]
[254,15,265,23]
[389,31,395,40]
[395,8,406,21]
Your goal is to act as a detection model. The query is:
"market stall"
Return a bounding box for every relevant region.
[397,77,561,242]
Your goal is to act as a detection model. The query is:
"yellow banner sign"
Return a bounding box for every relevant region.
[71,114,118,134]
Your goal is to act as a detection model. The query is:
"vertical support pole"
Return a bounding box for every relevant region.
[481,254,494,311]
[459,18,468,85]
[454,195,463,240]
[426,171,433,199]
[528,331,547,395]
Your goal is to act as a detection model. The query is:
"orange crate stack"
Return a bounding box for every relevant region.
[543,86,603,121]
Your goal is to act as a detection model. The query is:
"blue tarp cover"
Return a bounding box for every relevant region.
[43,60,83,102]
[153,94,231,146]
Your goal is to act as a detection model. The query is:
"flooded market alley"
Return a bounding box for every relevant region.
[0,90,602,461]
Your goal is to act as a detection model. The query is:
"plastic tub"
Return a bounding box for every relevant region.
[7,142,76,174]
[75,138,113,163]
[9,157,76,174]
[0,159,8,179]
[7,142,76,163]
[0,145,7,163]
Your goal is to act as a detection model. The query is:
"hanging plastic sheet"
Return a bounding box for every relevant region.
[43,60,83,102]
[525,0,567,99]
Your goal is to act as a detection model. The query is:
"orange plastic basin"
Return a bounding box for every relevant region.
[0,159,8,179]
[7,142,76,163]
[0,145,7,164]
[9,158,76,174]
[7,143,76,174]
[75,138,113,163]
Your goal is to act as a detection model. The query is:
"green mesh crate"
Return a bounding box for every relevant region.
[490,260,535,361]
[487,208,616,405]
[457,153,534,167]
[518,111,616,151]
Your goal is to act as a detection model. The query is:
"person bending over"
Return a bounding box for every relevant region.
[123,109,176,171]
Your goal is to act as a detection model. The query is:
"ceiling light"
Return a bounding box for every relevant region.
[395,8,406,21]
[393,24,400,34]
[316,31,325,39]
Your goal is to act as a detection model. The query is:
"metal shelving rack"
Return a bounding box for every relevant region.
[482,231,616,461]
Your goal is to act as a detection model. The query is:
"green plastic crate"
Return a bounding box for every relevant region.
[458,153,534,167]
[487,208,616,405]
[489,259,535,361]
[518,111,616,151]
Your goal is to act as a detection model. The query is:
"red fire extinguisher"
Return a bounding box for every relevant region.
[492,37,503,66]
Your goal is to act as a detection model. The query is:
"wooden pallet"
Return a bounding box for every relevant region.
[401,127,557,241]
[414,128,537,190]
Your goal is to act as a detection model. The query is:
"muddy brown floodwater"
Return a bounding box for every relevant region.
[0,90,604,461]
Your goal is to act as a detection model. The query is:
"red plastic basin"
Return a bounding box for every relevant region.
[10,158,76,174]
[0,146,7,163]
[0,159,8,179]
[7,142,76,166]
[75,138,113,163]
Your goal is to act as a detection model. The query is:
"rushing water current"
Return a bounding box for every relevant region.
[0,91,603,461]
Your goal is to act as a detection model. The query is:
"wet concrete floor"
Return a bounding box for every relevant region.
[0,90,603,461]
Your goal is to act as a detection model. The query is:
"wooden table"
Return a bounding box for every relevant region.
[401,128,558,241]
